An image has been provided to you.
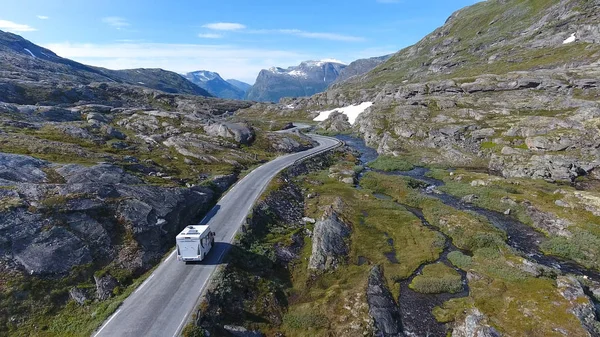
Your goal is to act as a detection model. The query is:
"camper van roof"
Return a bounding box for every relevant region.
[176,225,210,238]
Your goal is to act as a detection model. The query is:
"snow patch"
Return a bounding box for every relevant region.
[285,104,295,109]
[313,102,373,125]
[320,58,346,65]
[563,33,576,44]
[288,69,308,78]
[138,82,145,85]
[23,48,36,58]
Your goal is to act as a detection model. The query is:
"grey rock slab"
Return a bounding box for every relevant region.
[0,153,48,183]
[367,265,403,337]
[308,208,351,271]
[12,226,92,275]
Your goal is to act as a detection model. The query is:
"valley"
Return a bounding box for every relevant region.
[1,0,600,336]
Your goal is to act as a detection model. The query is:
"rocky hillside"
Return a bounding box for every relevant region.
[184,70,246,100]
[245,60,347,102]
[256,0,600,183]
[0,71,316,335]
[0,30,211,103]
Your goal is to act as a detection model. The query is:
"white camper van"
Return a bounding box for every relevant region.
[176,225,215,262]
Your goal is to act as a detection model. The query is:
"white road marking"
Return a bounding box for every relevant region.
[165,250,176,262]
[173,316,188,337]
[94,309,121,337]
[134,274,155,294]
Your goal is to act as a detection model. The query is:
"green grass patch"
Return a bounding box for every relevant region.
[368,155,415,172]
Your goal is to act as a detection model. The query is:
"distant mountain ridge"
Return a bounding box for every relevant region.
[184,70,246,100]
[0,29,211,102]
[245,60,347,102]
[226,79,252,93]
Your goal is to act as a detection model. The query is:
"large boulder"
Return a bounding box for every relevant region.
[367,265,403,337]
[94,273,119,300]
[204,122,255,144]
[308,205,351,271]
[265,132,315,153]
[317,110,352,133]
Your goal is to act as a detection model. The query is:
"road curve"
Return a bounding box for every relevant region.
[93,132,340,337]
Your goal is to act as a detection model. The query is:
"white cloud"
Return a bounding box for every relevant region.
[0,19,36,32]
[43,42,314,84]
[250,29,364,42]
[202,22,246,31]
[102,16,130,29]
[36,15,49,20]
[198,33,222,39]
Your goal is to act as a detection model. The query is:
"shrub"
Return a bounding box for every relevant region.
[353,165,365,174]
[448,251,472,269]
[283,312,329,329]
[410,263,463,294]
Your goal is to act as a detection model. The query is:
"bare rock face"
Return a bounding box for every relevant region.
[308,203,351,271]
[204,122,255,144]
[556,276,600,337]
[367,265,403,337]
[452,308,501,337]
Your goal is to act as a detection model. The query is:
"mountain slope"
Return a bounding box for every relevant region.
[226,79,252,93]
[184,70,246,99]
[331,54,392,85]
[0,30,211,99]
[246,60,347,102]
[340,0,600,91]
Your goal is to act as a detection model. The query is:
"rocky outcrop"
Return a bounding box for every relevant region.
[489,148,591,182]
[367,265,403,337]
[524,202,573,237]
[317,111,352,133]
[556,276,600,337]
[94,273,119,301]
[308,203,351,271]
[204,122,255,144]
[69,287,91,305]
[0,158,215,276]
[265,132,316,153]
[451,309,501,337]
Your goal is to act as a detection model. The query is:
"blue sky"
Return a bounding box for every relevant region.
[0,0,480,83]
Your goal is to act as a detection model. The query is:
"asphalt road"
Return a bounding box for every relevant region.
[93,131,340,337]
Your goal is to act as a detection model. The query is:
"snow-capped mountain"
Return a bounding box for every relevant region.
[245,59,347,102]
[184,70,246,100]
